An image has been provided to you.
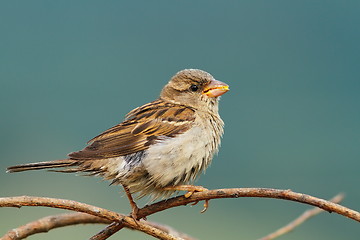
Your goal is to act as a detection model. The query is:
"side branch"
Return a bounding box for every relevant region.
[258,193,345,240]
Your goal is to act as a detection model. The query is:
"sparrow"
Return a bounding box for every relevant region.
[7,69,229,217]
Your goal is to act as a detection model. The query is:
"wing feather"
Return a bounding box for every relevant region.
[68,99,195,160]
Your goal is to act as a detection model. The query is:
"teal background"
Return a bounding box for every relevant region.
[1,1,359,239]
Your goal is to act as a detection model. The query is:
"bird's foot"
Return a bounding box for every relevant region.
[128,202,140,220]
[163,185,210,213]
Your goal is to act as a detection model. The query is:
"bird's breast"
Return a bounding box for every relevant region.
[143,114,224,187]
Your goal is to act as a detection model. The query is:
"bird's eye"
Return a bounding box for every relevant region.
[189,84,199,92]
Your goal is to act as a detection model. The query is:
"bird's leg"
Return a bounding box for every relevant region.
[122,185,140,220]
[163,184,209,213]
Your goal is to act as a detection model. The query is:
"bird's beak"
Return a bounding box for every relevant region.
[203,79,229,98]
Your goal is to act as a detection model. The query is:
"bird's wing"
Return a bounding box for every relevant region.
[68,99,196,160]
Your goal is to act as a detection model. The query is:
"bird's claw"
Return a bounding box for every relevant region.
[163,185,210,213]
[182,186,209,213]
[200,200,209,213]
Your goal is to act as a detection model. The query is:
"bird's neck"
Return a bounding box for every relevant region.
[160,97,220,116]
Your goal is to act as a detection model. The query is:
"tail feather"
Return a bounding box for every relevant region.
[6,159,77,173]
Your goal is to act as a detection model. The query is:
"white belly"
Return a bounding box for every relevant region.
[143,124,216,187]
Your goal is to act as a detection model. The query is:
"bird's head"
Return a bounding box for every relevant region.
[160,69,229,112]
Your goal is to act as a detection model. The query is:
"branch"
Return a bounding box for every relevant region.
[1,213,110,240]
[137,188,360,222]
[258,193,345,240]
[0,196,179,240]
[1,188,359,240]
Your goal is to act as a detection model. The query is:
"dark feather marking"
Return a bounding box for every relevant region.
[132,121,152,135]
[174,108,185,116]
[178,170,187,183]
[168,128,183,137]
[167,176,178,186]
[124,150,147,167]
[155,109,168,118]
[145,135,158,146]
[110,178,119,186]
[6,160,77,173]
[86,142,100,150]
[166,117,176,122]
[138,111,156,120]
[143,127,160,135]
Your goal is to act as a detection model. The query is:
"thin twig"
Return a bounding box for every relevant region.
[89,222,124,240]
[120,217,181,240]
[1,213,110,240]
[146,221,197,240]
[258,193,345,240]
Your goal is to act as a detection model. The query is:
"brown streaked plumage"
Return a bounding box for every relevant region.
[69,100,196,160]
[7,69,229,215]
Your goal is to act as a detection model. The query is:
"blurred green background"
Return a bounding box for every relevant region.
[1,1,359,239]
